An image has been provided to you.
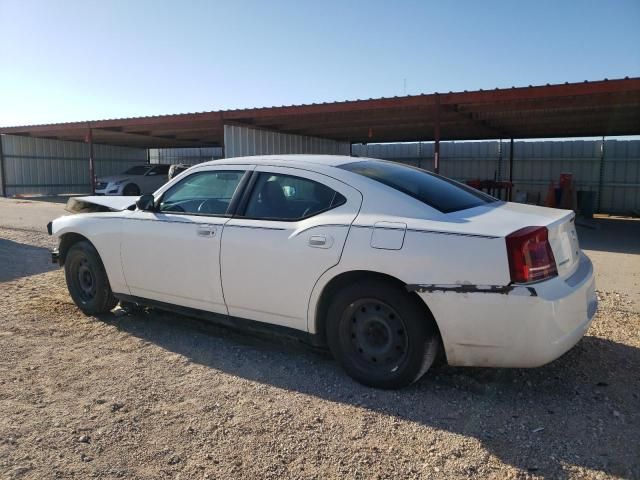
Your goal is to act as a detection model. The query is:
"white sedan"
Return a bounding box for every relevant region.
[48,155,597,389]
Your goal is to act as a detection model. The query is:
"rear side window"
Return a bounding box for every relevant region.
[243,173,346,221]
[339,160,496,213]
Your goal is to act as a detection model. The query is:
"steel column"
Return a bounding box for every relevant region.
[434,94,441,174]
[509,138,514,200]
[597,136,606,213]
[0,134,6,197]
[496,139,503,181]
[87,128,96,193]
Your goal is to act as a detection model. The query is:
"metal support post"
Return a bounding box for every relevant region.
[597,136,606,213]
[0,135,7,197]
[496,139,503,181]
[508,138,514,201]
[434,94,441,174]
[88,129,96,193]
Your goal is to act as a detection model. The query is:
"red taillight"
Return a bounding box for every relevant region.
[506,226,558,283]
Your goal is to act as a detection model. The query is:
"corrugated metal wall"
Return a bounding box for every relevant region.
[1,132,637,213]
[224,124,351,158]
[0,134,147,196]
[149,147,224,166]
[352,140,640,214]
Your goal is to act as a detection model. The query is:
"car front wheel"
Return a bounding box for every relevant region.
[64,240,118,315]
[326,279,439,389]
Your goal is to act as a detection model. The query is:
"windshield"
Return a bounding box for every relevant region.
[123,165,152,175]
[339,160,497,213]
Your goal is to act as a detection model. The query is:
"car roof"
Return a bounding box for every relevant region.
[197,154,368,169]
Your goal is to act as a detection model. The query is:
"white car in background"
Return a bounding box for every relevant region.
[95,164,171,196]
[48,155,597,389]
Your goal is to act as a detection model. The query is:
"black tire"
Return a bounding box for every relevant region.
[64,240,118,315]
[326,279,439,389]
[122,183,140,196]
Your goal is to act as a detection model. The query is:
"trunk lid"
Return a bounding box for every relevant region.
[546,212,581,278]
[446,202,581,278]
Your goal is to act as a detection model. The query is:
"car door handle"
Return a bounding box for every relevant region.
[309,234,333,248]
[196,225,217,237]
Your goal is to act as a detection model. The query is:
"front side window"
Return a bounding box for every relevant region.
[339,160,496,213]
[243,173,345,220]
[159,170,245,215]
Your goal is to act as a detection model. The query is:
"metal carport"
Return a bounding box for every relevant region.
[1,77,639,199]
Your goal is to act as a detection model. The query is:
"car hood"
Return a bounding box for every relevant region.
[65,196,137,214]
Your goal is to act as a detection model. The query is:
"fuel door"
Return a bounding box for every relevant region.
[371,221,407,250]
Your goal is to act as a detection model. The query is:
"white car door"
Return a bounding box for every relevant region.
[221,166,362,330]
[120,166,252,313]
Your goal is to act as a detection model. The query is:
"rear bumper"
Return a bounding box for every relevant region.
[422,253,597,368]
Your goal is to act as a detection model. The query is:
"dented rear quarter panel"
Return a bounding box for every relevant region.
[306,223,511,334]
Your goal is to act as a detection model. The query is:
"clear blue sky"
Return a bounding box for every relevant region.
[0,0,639,128]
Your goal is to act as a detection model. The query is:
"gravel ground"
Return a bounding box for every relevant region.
[0,223,639,480]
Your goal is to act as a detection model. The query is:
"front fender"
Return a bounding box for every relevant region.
[51,213,129,295]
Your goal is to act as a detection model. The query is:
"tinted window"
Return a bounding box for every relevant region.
[159,170,244,215]
[123,165,152,175]
[339,160,496,213]
[149,165,170,175]
[243,173,346,220]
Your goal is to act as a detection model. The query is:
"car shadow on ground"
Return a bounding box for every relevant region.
[577,217,640,255]
[105,309,639,479]
[0,238,57,282]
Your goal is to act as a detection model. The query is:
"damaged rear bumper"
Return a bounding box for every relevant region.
[407,283,537,296]
[418,253,597,368]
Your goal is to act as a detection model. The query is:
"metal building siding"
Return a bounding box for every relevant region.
[148,147,224,166]
[353,139,640,214]
[0,134,146,196]
[223,125,350,158]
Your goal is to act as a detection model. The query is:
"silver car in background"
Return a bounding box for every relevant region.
[95,164,171,196]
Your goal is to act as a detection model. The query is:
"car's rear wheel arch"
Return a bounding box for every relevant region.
[315,270,444,356]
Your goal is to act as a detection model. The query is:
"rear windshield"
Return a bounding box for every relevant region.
[339,160,496,213]
[123,165,151,175]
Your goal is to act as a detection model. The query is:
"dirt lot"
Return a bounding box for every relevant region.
[0,198,638,479]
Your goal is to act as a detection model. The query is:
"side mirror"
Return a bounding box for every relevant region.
[136,194,156,211]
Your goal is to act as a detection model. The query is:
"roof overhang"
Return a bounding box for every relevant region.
[1,77,638,148]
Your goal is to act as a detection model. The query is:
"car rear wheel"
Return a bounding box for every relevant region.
[326,279,439,389]
[64,241,118,315]
[123,183,140,196]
